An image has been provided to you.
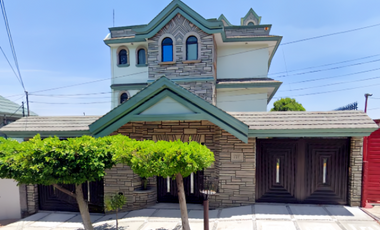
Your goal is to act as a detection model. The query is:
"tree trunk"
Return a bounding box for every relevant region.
[116,209,119,230]
[75,184,94,230]
[176,173,190,230]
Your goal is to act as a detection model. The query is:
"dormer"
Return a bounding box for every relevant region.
[241,8,262,26]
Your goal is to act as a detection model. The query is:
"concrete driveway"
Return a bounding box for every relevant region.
[2,203,380,230]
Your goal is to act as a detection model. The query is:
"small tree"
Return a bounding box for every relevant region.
[271,97,306,111]
[104,192,126,230]
[0,135,118,230]
[114,138,214,230]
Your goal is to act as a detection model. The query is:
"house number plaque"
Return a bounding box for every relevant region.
[231,153,244,162]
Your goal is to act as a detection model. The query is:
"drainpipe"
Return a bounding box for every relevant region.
[362,93,373,208]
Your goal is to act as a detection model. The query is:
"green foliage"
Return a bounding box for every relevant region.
[0,135,116,185]
[113,137,214,179]
[104,193,126,212]
[271,97,306,111]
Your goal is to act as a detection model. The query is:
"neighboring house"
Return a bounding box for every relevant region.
[0,0,378,216]
[0,95,37,220]
[362,119,380,207]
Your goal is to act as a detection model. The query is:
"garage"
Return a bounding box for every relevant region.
[256,138,349,205]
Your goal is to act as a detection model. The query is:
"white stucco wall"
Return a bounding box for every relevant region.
[140,97,195,115]
[111,89,140,109]
[0,179,21,220]
[216,88,267,112]
[217,44,269,79]
[110,42,149,85]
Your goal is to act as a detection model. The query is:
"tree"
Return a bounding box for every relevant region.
[271,97,306,111]
[104,192,126,230]
[0,135,117,230]
[114,138,214,230]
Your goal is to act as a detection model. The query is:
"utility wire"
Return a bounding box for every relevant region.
[0,0,25,91]
[30,101,110,105]
[218,22,380,58]
[8,104,22,117]
[0,45,21,84]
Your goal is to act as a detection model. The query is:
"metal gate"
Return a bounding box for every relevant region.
[38,180,104,213]
[256,138,349,204]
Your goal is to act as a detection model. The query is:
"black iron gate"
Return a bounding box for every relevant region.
[38,179,104,213]
[256,138,349,205]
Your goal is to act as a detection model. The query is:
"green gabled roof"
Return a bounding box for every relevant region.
[218,14,233,26]
[241,8,262,25]
[90,76,249,143]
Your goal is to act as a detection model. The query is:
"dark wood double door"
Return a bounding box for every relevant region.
[157,171,204,204]
[256,138,349,204]
[38,180,104,213]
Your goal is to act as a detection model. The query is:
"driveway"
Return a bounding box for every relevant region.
[2,203,380,230]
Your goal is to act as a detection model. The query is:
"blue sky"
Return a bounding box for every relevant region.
[0,0,379,119]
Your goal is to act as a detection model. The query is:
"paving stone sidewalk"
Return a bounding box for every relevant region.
[2,203,380,230]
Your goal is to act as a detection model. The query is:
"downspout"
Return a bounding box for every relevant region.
[361,136,372,208]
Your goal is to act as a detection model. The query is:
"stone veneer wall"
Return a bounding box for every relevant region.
[26,185,38,214]
[348,137,364,206]
[103,120,256,211]
[178,81,214,103]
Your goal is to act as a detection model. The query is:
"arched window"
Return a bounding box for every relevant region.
[248,22,255,26]
[186,36,198,60]
[137,49,146,64]
[119,49,128,65]
[162,37,173,62]
[120,93,128,104]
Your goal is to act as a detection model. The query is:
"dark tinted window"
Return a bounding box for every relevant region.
[138,49,146,64]
[162,37,173,62]
[120,93,129,104]
[119,49,128,65]
[186,36,198,60]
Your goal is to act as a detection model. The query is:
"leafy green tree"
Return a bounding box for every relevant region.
[0,135,117,230]
[114,138,214,230]
[271,97,306,111]
[105,192,126,229]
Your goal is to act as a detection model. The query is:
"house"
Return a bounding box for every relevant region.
[0,95,37,220]
[362,119,380,207]
[0,0,378,216]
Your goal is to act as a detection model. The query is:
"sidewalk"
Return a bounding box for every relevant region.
[2,203,380,230]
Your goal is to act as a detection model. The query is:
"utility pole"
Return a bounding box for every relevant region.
[25,91,30,116]
[364,93,373,113]
[22,101,25,117]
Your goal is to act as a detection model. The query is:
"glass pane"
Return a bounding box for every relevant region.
[248,22,254,26]
[276,158,280,183]
[120,93,128,104]
[162,37,173,45]
[323,158,327,184]
[187,43,197,60]
[119,50,128,65]
[138,49,146,64]
[187,36,197,44]
[162,45,173,62]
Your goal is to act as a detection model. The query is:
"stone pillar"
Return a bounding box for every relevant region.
[348,137,363,206]
[26,185,38,214]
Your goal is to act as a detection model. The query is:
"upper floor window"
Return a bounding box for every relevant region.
[186,36,198,60]
[162,37,173,62]
[248,22,255,26]
[120,93,129,104]
[119,49,128,65]
[137,48,146,64]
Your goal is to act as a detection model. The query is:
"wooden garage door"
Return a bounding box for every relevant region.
[256,139,349,204]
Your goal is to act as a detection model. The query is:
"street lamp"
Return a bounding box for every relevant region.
[364,93,373,113]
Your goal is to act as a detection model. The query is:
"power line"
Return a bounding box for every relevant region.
[218,22,380,58]
[282,76,380,92]
[0,45,21,84]
[30,71,148,94]
[288,67,380,84]
[269,53,380,77]
[30,101,110,105]
[30,91,112,97]
[0,0,25,91]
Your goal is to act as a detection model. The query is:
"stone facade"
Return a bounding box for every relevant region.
[105,120,256,211]
[348,137,364,206]
[178,81,214,104]
[26,185,38,214]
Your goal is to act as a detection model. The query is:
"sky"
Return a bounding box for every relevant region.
[0,0,380,119]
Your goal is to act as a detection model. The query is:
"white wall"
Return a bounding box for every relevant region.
[217,88,267,112]
[111,89,140,109]
[110,42,149,85]
[217,44,269,79]
[0,179,21,220]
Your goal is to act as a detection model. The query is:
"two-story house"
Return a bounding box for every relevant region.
[1,0,378,215]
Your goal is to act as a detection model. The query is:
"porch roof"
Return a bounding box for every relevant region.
[230,111,378,137]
